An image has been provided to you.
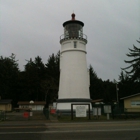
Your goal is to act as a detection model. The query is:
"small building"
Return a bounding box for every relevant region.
[120,93,140,112]
[0,99,12,111]
[17,101,46,111]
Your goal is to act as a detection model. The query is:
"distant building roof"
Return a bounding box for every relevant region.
[18,101,46,105]
[92,99,103,103]
[120,93,140,100]
[0,99,12,104]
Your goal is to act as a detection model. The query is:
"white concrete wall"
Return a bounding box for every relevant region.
[57,102,92,110]
[58,39,90,99]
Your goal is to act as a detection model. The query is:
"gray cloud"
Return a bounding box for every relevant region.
[1,0,140,81]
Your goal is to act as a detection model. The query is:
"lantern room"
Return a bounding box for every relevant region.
[60,13,87,42]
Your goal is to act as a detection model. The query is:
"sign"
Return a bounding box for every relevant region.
[53,102,57,109]
[30,112,33,116]
[93,107,97,115]
[23,112,29,118]
[76,105,86,117]
[93,107,101,116]
[50,109,56,114]
[98,108,101,115]
[104,105,111,113]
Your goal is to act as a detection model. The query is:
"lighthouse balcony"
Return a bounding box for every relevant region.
[60,34,87,44]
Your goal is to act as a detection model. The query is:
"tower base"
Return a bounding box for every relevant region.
[56,98,92,115]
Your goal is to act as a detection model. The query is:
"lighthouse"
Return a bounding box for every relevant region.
[56,13,92,113]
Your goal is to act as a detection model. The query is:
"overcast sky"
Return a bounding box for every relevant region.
[1,0,140,81]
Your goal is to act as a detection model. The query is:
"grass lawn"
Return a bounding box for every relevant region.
[57,115,110,122]
[55,113,140,122]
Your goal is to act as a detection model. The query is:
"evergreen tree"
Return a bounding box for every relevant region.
[89,65,104,100]
[24,56,46,101]
[45,52,60,105]
[122,39,140,81]
[118,71,140,98]
[0,54,19,107]
[102,80,115,102]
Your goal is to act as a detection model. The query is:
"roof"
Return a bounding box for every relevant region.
[63,20,84,27]
[0,99,12,104]
[18,101,46,105]
[120,93,140,100]
[92,99,103,103]
[63,13,84,27]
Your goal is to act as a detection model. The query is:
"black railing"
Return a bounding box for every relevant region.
[60,34,87,40]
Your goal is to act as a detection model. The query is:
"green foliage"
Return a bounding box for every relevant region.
[45,52,60,106]
[24,56,46,101]
[122,39,140,81]
[89,65,116,102]
[103,80,116,103]
[1,41,139,107]
[0,54,19,107]
[118,71,140,98]
[22,52,60,107]
[89,65,103,99]
[119,39,140,98]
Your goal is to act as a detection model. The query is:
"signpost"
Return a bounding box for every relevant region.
[30,111,33,116]
[93,107,101,118]
[71,104,91,120]
[104,105,111,120]
[76,105,86,117]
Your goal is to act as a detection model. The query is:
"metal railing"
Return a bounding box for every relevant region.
[60,34,87,40]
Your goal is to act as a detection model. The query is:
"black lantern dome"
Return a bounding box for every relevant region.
[63,13,84,38]
[60,13,87,43]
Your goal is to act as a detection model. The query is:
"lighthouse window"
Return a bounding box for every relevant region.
[64,28,69,38]
[79,29,83,37]
[74,41,77,48]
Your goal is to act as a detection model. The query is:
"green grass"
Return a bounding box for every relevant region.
[57,115,110,122]
[57,114,140,122]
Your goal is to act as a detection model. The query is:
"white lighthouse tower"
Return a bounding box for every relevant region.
[56,13,92,113]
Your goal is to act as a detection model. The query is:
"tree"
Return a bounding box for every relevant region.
[19,52,60,107]
[89,65,104,100]
[0,54,19,107]
[89,65,116,102]
[103,80,116,103]
[122,39,140,81]
[24,56,46,101]
[118,71,140,98]
[45,52,60,105]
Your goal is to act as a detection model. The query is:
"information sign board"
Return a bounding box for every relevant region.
[93,107,101,116]
[93,107,97,115]
[104,105,111,113]
[76,105,86,117]
[98,108,101,115]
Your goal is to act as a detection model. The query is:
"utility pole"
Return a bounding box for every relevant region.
[115,82,119,108]
[114,80,119,107]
